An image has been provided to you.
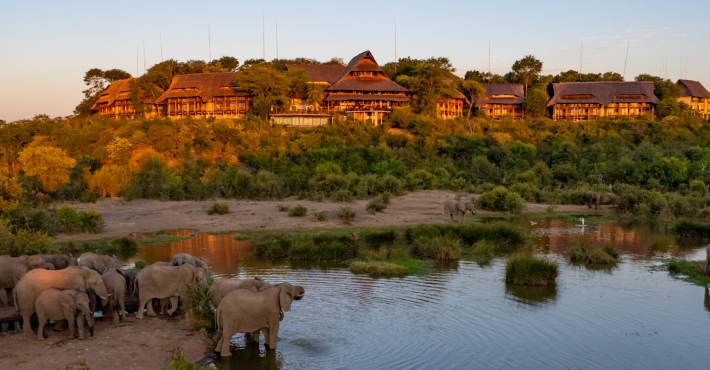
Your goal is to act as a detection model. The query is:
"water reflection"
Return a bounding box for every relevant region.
[505,283,557,307]
[705,287,710,313]
[217,340,280,370]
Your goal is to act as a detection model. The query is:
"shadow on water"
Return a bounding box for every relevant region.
[505,283,558,307]
[214,339,281,370]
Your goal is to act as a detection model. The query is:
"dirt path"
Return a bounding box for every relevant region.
[56,190,611,242]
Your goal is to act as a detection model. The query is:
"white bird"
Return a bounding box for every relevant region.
[529,220,537,226]
[579,217,585,226]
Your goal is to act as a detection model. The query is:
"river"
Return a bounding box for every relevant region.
[137,219,710,369]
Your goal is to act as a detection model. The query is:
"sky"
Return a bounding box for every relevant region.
[1,0,708,122]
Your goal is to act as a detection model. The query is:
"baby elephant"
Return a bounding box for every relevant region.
[35,288,93,341]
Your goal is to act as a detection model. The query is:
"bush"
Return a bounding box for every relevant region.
[413,235,462,260]
[568,243,618,266]
[0,220,57,256]
[79,209,104,233]
[288,205,308,217]
[277,204,290,212]
[312,211,327,221]
[109,237,139,261]
[181,282,214,332]
[477,186,525,213]
[57,206,82,232]
[338,207,356,225]
[505,254,558,286]
[206,203,230,215]
[333,189,353,202]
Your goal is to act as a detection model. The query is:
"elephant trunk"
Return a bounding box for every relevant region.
[82,309,94,337]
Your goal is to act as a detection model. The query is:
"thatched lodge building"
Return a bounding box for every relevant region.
[676,79,710,119]
[91,78,162,118]
[323,50,410,125]
[473,83,524,120]
[547,81,659,120]
[154,72,251,119]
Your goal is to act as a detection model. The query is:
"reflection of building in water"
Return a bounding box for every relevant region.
[534,219,695,258]
[137,231,253,276]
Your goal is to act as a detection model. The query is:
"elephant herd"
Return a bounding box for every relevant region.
[1,250,305,357]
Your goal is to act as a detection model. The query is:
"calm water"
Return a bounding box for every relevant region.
[137,220,710,370]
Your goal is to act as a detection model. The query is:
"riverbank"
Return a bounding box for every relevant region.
[54,190,612,242]
[0,312,210,370]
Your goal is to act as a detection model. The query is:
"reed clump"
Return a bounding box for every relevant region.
[505,254,558,286]
[349,261,409,276]
[568,243,619,266]
[666,259,710,287]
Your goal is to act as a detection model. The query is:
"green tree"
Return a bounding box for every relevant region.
[511,55,543,92]
[74,68,131,116]
[392,57,459,116]
[523,88,549,118]
[634,74,680,100]
[235,65,289,117]
[18,145,76,193]
[460,79,486,119]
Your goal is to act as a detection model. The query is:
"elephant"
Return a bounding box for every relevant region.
[171,252,209,271]
[134,263,208,319]
[585,190,600,210]
[214,282,303,356]
[444,199,477,224]
[1,255,52,306]
[101,268,126,324]
[40,254,78,270]
[122,268,137,297]
[13,266,109,336]
[35,288,93,340]
[209,277,275,307]
[78,252,122,274]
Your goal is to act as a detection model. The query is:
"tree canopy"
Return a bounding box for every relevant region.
[511,55,543,92]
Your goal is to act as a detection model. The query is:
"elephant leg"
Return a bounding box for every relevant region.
[119,299,126,322]
[75,315,85,340]
[147,299,158,316]
[266,324,278,350]
[66,315,76,339]
[166,296,179,316]
[36,315,46,341]
[6,287,13,307]
[251,330,260,343]
[136,295,151,319]
[220,326,233,357]
[22,312,34,336]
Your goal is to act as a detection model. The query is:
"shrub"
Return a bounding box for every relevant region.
[277,204,290,212]
[568,243,618,266]
[413,235,462,260]
[350,261,408,276]
[377,174,405,196]
[109,237,139,261]
[57,206,82,232]
[312,211,327,221]
[0,221,57,256]
[405,169,438,190]
[366,198,387,214]
[134,260,147,270]
[470,239,497,264]
[181,282,215,332]
[505,255,558,286]
[333,189,353,202]
[79,209,104,233]
[672,219,710,238]
[206,203,230,215]
[338,207,356,225]
[477,186,525,213]
[288,205,308,217]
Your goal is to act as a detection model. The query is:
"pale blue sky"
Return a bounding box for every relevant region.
[1,0,707,121]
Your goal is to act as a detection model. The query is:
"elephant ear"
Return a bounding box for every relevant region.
[60,293,77,312]
[279,286,293,312]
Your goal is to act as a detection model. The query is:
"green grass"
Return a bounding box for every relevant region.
[672,219,710,238]
[666,259,710,286]
[206,203,230,215]
[349,261,408,276]
[505,254,558,286]
[568,243,619,266]
[134,234,193,244]
[288,205,308,217]
[181,282,214,332]
[338,207,355,225]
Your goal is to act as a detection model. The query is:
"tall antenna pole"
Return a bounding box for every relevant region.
[262,14,265,60]
[143,39,146,74]
[208,23,212,62]
[623,41,629,80]
[394,17,397,72]
[275,22,279,60]
[579,42,583,73]
[160,33,163,62]
[488,39,491,75]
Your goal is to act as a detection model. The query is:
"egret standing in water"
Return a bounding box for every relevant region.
[579,217,585,226]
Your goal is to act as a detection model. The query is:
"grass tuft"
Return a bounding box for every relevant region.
[568,243,619,266]
[349,261,408,276]
[181,282,215,332]
[288,205,308,217]
[665,259,710,286]
[505,254,558,286]
[206,203,230,215]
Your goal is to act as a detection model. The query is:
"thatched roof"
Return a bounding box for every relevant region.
[91,78,158,110]
[325,51,408,97]
[154,72,249,104]
[677,79,710,98]
[284,64,345,85]
[474,83,524,108]
[547,81,659,107]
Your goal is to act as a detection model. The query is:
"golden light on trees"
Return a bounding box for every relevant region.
[18,145,76,193]
[88,165,130,197]
[0,167,23,211]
